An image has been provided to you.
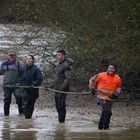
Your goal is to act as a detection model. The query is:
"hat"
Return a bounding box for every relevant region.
[8,50,16,56]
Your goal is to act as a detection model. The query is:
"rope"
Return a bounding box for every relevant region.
[0,84,90,95]
[47,88,90,95]
[0,84,129,103]
[0,85,129,102]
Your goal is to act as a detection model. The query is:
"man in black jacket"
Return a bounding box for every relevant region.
[53,50,71,123]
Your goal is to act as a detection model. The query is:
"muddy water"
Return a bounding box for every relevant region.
[0,102,139,140]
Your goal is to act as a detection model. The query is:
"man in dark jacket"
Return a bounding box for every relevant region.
[0,51,24,116]
[20,55,42,119]
[53,50,71,123]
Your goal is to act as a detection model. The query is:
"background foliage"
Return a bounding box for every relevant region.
[0,0,139,89]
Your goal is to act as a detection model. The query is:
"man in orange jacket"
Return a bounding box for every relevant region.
[89,64,122,130]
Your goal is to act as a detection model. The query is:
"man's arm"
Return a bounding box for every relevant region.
[110,87,121,99]
[60,60,71,90]
[0,62,4,75]
[89,75,98,84]
[32,68,43,86]
[89,74,99,95]
[116,87,121,94]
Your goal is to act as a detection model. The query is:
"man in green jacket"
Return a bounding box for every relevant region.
[0,51,24,116]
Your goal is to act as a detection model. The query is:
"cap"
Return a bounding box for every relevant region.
[8,51,16,56]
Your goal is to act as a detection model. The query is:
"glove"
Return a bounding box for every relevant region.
[110,92,119,99]
[29,84,34,89]
[89,88,96,95]
[14,83,20,88]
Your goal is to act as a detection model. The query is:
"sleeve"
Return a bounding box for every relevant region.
[94,74,101,83]
[19,61,25,72]
[114,76,122,94]
[63,60,71,78]
[63,60,71,71]
[0,62,4,75]
[117,77,122,87]
[89,74,101,89]
[18,61,26,79]
[89,75,97,88]
[33,67,43,86]
[60,61,71,90]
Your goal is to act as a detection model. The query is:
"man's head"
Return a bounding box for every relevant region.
[107,64,116,75]
[7,51,17,62]
[56,50,66,62]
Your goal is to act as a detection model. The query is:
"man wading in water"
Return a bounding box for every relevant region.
[0,51,24,116]
[89,64,122,130]
[53,50,71,123]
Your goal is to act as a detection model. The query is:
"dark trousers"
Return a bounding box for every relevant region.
[22,96,36,119]
[55,93,66,123]
[3,87,23,116]
[98,100,112,130]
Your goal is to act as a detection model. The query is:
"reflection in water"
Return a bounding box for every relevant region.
[64,126,140,140]
[2,117,11,140]
[1,116,36,140]
[54,123,66,140]
[12,119,36,140]
[0,109,140,140]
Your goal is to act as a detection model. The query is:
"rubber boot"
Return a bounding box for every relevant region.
[103,111,112,130]
[4,98,11,116]
[4,108,9,116]
[98,111,104,130]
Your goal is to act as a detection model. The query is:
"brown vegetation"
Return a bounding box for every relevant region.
[0,0,139,100]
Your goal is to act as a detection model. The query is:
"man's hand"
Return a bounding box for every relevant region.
[89,74,98,83]
[110,92,119,99]
[89,88,96,95]
[29,84,34,89]
[14,83,20,88]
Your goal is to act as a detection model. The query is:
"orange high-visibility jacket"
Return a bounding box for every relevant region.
[89,72,121,100]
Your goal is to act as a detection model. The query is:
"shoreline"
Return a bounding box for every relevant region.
[36,91,140,127]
